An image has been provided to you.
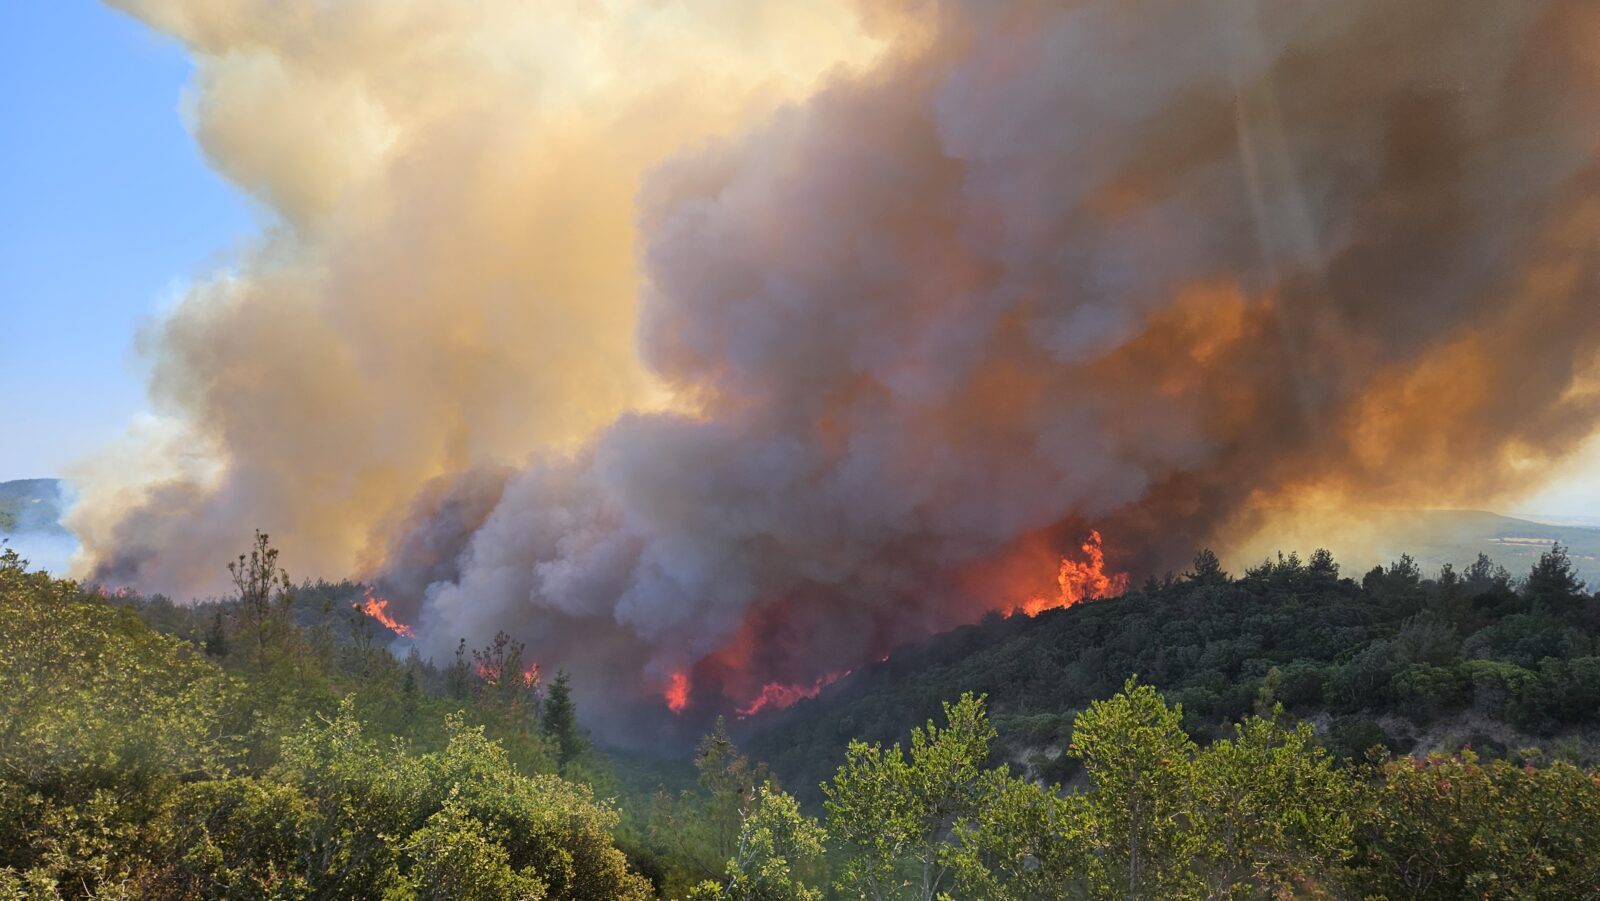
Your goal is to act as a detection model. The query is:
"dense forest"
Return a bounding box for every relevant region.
[4,535,1600,898]
[749,546,1600,798]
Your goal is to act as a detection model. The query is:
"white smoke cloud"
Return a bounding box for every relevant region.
[75,0,887,596]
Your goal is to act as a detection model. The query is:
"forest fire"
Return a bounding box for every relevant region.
[472,658,540,687]
[664,671,690,714]
[736,670,850,719]
[1010,531,1129,618]
[653,531,1123,718]
[359,589,415,638]
[74,0,1600,742]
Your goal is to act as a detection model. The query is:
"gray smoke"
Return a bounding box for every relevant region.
[80,0,1600,734]
[381,0,1600,730]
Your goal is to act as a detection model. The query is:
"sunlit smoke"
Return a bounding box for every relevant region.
[75,0,1600,736]
[72,0,887,598]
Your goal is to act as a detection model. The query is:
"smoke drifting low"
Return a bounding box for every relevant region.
[81,0,1600,732]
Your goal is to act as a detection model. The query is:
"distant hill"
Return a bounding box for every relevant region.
[1226,508,1600,588]
[0,479,76,573]
[0,478,69,534]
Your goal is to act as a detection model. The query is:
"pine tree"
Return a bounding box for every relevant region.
[204,608,230,659]
[1186,549,1228,585]
[542,670,584,769]
[228,530,293,671]
[1308,547,1339,581]
[446,638,471,700]
[1525,542,1587,616]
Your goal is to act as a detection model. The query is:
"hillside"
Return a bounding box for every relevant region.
[743,545,1600,801]
[7,537,1600,897]
[0,543,654,898]
[0,479,77,575]
[0,478,67,534]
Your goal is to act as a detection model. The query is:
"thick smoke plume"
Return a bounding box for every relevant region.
[81,0,1600,733]
[73,0,885,596]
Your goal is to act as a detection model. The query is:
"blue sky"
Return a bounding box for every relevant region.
[0,0,257,481]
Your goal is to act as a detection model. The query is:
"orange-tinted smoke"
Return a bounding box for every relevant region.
[1011,531,1129,618]
[393,0,1600,736]
[76,0,1600,737]
[71,0,888,599]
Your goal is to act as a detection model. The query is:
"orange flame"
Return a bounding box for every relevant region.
[665,671,690,713]
[474,660,499,684]
[472,659,538,688]
[1011,530,1128,617]
[360,588,416,638]
[736,669,849,718]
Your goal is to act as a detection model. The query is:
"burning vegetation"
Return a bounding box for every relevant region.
[69,0,1600,728]
[14,0,1600,895]
[664,672,691,715]
[358,589,414,639]
[1010,530,1129,619]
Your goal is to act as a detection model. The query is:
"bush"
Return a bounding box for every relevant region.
[1326,717,1394,763]
[1351,750,1600,898]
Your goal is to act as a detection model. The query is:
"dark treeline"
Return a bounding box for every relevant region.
[748,545,1600,798]
[3,535,1600,898]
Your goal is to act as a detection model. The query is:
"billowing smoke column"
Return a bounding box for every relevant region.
[80,0,1600,733]
[71,0,886,597]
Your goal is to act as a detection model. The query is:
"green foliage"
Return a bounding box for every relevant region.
[418,716,651,900]
[0,550,232,788]
[542,671,584,772]
[395,797,547,900]
[647,717,775,895]
[697,685,1475,900]
[0,542,652,899]
[1070,679,1201,898]
[1187,709,1353,898]
[1064,683,1355,898]
[228,530,297,672]
[822,693,994,900]
[1352,749,1600,898]
[9,533,1600,899]
[1524,542,1587,616]
[161,777,317,898]
[1185,548,1229,585]
[0,549,233,893]
[939,769,1095,900]
[750,545,1600,798]
[688,787,826,901]
[151,702,650,899]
